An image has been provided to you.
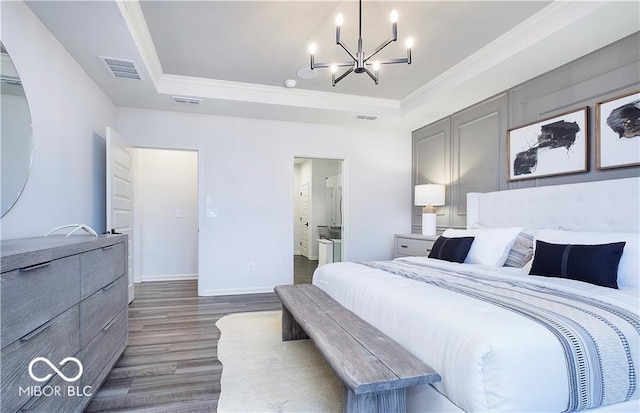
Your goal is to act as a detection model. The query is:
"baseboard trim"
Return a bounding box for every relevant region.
[139,273,198,282]
[200,286,275,296]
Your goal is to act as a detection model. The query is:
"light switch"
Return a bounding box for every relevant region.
[175,209,182,218]
[205,197,212,206]
[206,208,219,218]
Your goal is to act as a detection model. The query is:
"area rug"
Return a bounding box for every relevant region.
[216,310,342,413]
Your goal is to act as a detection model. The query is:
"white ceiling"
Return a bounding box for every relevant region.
[24,1,640,132]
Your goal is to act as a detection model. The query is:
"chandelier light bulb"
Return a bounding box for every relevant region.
[390,10,398,23]
[330,64,338,73]
[405,37,414,49]
[309,43,317,55]
[372,62,380,72]
[336,13,344,26]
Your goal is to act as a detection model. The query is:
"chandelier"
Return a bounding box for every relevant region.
[308,0,413,86]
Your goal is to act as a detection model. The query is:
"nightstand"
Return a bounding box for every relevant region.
[394,234,438,258]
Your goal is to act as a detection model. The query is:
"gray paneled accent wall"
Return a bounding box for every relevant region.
[412,33,640,233]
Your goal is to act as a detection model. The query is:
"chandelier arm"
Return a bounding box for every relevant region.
[332,67,355,86]
[337,41,358,63]
[313,61,355,69]
[364,37,396,63]
[364,67,379,85]
[376,57,411,65]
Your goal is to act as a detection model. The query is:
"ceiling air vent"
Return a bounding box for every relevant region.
[356,114,378,121]
[99,56,142,80]
[171,96,202,105]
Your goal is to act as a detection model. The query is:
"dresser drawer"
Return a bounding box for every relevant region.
[1,305,80,413]
[395,237,434,257]
[80,242,125,299]
[1,255,80,346]
[80,308,127,388]
[81,275,127,347]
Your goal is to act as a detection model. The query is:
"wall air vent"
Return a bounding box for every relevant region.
[99,56,142,80]
[356,114,378,121]
[171,96,202,105]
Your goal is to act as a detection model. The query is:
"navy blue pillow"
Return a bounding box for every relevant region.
[429,236,475,263]
[529,240,626,289]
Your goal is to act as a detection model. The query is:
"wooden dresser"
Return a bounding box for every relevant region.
[1,235,128,412]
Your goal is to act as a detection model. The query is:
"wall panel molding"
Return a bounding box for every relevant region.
[451,95,507,228]
[412,118,451,232]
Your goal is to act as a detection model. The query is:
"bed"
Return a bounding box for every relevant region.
[312,176,640,413]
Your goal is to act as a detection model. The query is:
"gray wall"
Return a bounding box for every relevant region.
[412,33,640,232]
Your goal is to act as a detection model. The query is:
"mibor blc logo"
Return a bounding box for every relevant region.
[29,357,83,382]
[19,357,92,398]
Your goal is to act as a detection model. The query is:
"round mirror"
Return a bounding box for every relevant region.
[1,42,33,217]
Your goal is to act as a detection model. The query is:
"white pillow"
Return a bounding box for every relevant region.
[535,229,640,289]
[442,227,524,267]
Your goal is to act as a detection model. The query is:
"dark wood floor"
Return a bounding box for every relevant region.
[86,280,281,412]
[293,255,318,284]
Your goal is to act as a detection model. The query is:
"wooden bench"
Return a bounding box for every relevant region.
[274,284,441,413]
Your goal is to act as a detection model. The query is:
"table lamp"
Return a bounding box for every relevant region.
[414,184,445,236]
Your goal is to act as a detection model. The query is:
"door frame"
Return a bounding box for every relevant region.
[131,144,203,293]
[291,156,348,283]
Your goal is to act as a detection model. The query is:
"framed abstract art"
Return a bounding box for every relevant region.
[596,90,640,170]
[507,107,588,181]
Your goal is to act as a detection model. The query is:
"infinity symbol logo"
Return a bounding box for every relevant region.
[28,357,83,382]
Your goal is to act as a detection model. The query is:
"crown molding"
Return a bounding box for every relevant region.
[116,0,163,88]
[400,0,607,114]
[157,74,400,114]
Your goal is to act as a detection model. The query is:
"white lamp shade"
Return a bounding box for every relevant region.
[415,184,445,206]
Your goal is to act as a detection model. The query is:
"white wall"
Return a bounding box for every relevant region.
[116,107,411,296]
[135,148,198,281]
[0,1,116,239]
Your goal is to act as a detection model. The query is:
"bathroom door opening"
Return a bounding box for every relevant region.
[293,157,344,284]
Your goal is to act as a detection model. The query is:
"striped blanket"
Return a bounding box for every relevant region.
[362,259,640,412]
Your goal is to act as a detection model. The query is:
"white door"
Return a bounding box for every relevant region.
[300,182,310,258]
[106,127,135,303]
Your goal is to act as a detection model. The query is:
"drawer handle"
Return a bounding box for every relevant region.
[400,245,408,248]
[102,280,117,292]
[19,261,52,272]
[101,245,114,251]
[102,316,118,332]
[20,321,52,343]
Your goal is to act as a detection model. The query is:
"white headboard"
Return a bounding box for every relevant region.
[467,177,640,233]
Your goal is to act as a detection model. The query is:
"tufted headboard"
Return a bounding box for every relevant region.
[467,177,640,233]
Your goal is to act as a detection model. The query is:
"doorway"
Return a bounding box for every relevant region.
[293,157,344,284]
[133,148,199,284]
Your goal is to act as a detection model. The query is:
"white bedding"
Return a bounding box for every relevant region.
[312,257,640,413]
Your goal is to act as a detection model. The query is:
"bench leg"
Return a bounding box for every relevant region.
[281,306,308,341]
[344,386,406,413]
